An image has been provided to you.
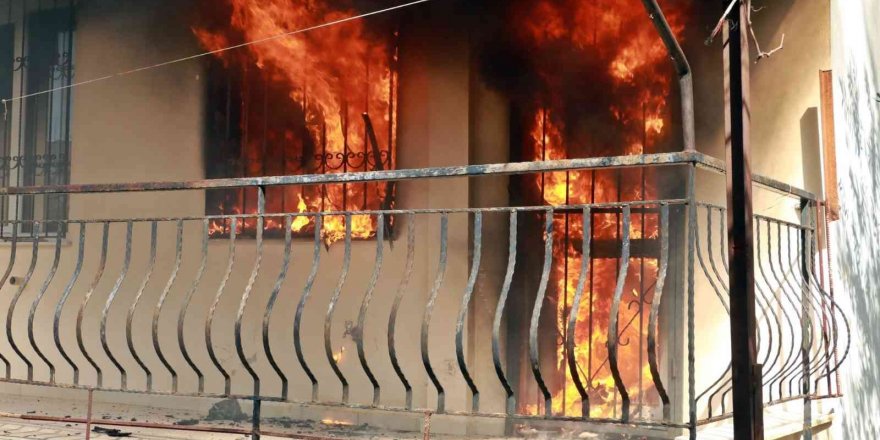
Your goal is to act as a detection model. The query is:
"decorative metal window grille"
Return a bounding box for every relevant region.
[0,1,75,239]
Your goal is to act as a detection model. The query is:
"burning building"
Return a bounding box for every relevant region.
[0,0,848,439]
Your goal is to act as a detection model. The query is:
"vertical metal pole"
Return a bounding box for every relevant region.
[84,388,94,440]
[723,2,763,439]
[251,398,261,440]
[800,201,813,439]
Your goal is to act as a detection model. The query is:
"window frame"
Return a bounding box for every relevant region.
[0,1,75,240]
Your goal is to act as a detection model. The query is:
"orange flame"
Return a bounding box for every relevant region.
[512,0,685,419]
[195,0,398,243]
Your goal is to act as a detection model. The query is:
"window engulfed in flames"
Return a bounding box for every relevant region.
[193,0,398,244]
[481,0,686,419]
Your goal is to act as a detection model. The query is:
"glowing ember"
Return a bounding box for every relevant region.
[320,418,353,427]
[194,0,398,243]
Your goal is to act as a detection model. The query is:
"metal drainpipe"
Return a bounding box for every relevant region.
[640,0,696,153]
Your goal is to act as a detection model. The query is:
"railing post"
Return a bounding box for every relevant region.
[722,1,763,439]
[800,200,813,439]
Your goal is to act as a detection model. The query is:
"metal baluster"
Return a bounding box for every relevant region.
[607,206,632,421]
[100,221,132,389]
[748,218,783,403]
[0,224,18,377]
[76,222,109,387]
[29,222,62,382]
[755,218,795,403]
[7,222,40,380]
[263,215,292,400]
[529,209,554,417]
[154,220,183,393]
[769,221,807,399]
[207,219,237,396]
[294,214,321,401]
[236,189,265,398]
[325,214,352,403]
[647,204,670,419]
[388,213,415,409]
[422,213,448,413]
[762,220,799,401]
[565,207,591,419]
[55,223,83,383]
[686,166,697,440]
[492,211,517,415]
[127,221,157,391]
[178,220,207,393]
[455,212,482,412]
[356,213,384,406]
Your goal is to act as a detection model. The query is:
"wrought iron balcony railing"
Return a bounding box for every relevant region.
[0,152,849,439]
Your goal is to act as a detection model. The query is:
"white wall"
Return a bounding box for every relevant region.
[830,0,880,437]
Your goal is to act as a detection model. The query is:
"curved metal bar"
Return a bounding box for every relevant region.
[780,226,821,394]
[694,212,730,313]
[263,215,292,400]
[764,221,805,400]
[100,222,133,389]
[716,291,776,413]
[55,224,84,383]
[76,222,110,387]
[798,226,832,388]
[421,213,449,413]
[802,226,836,385]
[455,212,482,412]
[294,214,322,401]
[647,204,670,418]
[770,223,813,399]
[707,209,774,414]
[7,223,40,380]
[807,267,851,389]
[356,214,384,406]
[29,225,63,382]
[718,208,729,272]
[693,207,735,414]
[755,218,797,402]
[324,214,353,403]
[781,226,825,396]
[0,225,18,377]
[235,206,265,397]
[153,220,184,393]
[565,208,591,418]
[809,210,849,391]
[492,211,517,415]
[127,221,157,391]
[529,210,555,417]
[388,213,415,410]
[607,206,632,421]
[206,219,236,396]
[178,220,208,393]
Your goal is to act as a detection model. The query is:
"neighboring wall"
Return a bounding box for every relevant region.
[830,0,880,438]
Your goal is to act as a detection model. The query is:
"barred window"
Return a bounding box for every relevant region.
[195,0,398,243]
[0,2,75,239]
